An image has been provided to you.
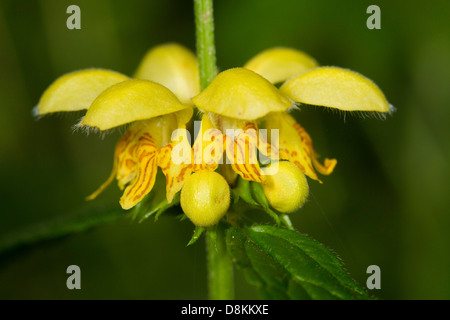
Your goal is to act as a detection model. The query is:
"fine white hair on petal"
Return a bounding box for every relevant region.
[286,100,300,112]
[195,107,206,116]
[290,101,395,121]
[207,110,222,128]
[388,103,397,115]
[33,107,89,126]
[72,117,96,136]
[351,110,389,120]
[31,105,43,120]
[72,117,130,139]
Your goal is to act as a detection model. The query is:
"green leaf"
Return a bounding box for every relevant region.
[0,205,125,259]
[226,225,372,300]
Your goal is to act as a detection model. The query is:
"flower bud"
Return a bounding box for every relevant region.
[181,171,230,227]
[262,161,309,213]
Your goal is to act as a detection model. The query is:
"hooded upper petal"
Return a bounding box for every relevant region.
[192,68,292,121]
[36,69,129,115]
[244,47,318,84]
[134,43,200,105]
[280,67,391,113]
[79,79,191,131]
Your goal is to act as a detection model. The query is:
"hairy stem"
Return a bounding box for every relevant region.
[206,224,234,299]
[194,0,217,90]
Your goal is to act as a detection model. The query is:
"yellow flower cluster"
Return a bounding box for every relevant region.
[36,43,392,226]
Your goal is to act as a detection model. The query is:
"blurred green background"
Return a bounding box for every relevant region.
[1,0,449,299]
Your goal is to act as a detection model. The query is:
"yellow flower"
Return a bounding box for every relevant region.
[35,44,392,225]
[192,47,393,188]
[35,43,198,210]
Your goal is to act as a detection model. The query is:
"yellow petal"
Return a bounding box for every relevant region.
[119,128,159,210]
[88,112,195,208]
[36,69,129,115]
[157,111,194,203]
[115,126,141,189]
[86,121,155,201]
[120,114,192,207]
[85,128,138,200]
[226,122,266,183]
[134,43,200,104]
[191,68,292,121]
[193,114,223,172]
[158,133,193,203]
[244,47,318,84]
[312,157,337,176]
[85,160,118,201]
[264,112,336,181]
[174,107,195,128]
[80,79,191,130]
[280,67,391,113]
[256,124,280,162]
[219,115,279,162]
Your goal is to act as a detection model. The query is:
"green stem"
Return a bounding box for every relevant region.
[206,224,234,300]
[194,0,234,300]
[194,0,217,90]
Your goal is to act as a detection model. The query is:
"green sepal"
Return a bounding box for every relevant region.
[187,226,205,246]
[229,177,281,225]
[280,214,295,230]
[250,182,281,225]
[231,177,259,206]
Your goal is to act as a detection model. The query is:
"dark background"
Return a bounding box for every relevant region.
[1,0,449,299]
